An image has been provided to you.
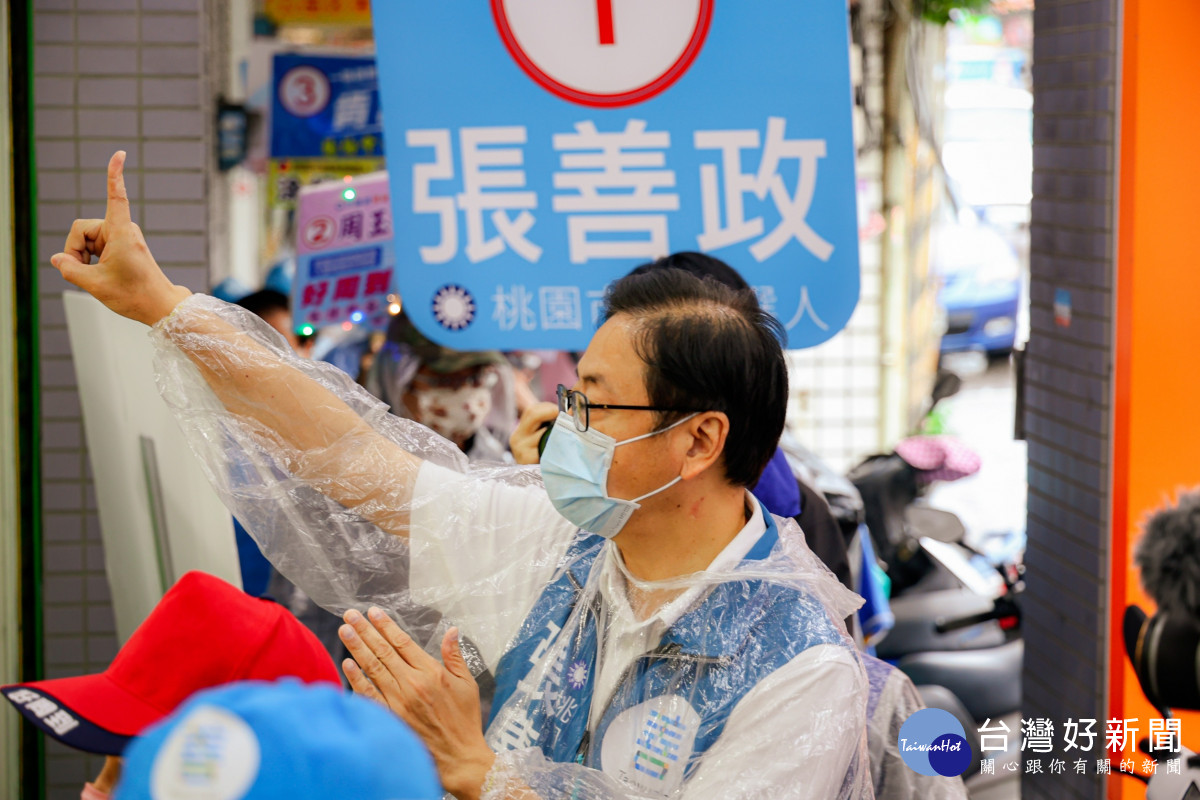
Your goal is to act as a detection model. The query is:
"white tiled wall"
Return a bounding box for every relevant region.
[784,4,886,474]
[32,0,210,794]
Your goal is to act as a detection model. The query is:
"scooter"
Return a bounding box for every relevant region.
[851,454,1023,776]
[844,374,1025,783]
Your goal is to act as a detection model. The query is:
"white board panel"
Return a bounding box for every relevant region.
[63,292,240,643]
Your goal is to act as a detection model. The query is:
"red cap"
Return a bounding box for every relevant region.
[2,571,340,754]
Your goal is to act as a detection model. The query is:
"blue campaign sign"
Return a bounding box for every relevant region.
[271,53,385,159]
[372,1,859,350]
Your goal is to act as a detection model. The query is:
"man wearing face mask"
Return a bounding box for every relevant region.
[364,312,516,463]
[51,153,872,800]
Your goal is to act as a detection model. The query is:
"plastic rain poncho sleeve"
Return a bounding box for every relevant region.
[862,656,967,800]
[150,294,558,657]
[150,294,875,799]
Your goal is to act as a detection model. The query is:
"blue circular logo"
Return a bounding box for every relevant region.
[431,284,475,330]
[898,708,972,777]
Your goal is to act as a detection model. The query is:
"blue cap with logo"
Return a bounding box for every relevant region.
[113,680,443,800]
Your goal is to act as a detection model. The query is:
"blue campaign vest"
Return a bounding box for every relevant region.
[487,502,848,778]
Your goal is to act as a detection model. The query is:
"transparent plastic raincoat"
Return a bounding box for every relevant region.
[150,295,875,799]
[862,657,968,799]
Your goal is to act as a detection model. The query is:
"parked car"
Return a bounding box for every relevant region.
[934,218,1022,356]
[941,82,1032,229]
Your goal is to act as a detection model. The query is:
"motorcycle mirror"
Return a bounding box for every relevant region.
[905,506,966,544]
[931,370,964,406]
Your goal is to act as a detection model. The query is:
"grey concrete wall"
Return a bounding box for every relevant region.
[31,0,210,795]
[1022,1,1118,798]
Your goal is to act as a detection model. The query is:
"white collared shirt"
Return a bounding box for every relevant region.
[588,496,767,721]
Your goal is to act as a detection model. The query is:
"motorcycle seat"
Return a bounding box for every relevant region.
[897,639,1024,722]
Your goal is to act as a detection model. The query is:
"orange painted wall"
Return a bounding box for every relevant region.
[1111,0,1200,797]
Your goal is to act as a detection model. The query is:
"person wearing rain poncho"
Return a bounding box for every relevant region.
[363,312,518,465]
[52,153,874,800]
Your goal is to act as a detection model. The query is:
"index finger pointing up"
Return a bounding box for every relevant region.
[105,150,131,226]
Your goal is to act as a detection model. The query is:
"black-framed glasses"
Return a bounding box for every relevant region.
[556,384,699,433]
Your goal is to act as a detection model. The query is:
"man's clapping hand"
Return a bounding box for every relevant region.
[340,608,497,800]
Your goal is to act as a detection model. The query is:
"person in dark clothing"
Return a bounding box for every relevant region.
[235,288,314,357]
[795,471,853,591]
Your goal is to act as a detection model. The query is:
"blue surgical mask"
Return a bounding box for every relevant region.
[539,411,695,539]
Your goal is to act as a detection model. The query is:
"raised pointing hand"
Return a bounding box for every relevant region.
[50,150,191,326]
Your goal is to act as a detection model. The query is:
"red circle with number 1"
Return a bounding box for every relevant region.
[492,0,713,108]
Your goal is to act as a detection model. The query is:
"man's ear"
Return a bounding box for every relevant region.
[680,411,729,481]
